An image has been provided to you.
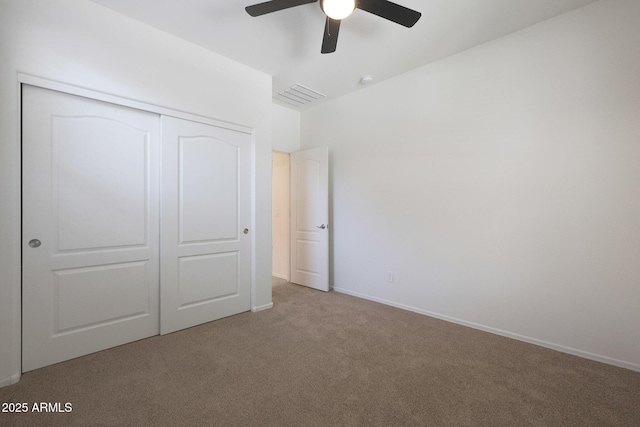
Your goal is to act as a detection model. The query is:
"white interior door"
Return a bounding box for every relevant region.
[22,85,160,372]
[160,116,251,335]
[290,147,329,291]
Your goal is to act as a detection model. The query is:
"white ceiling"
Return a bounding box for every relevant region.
[89,0,598,110]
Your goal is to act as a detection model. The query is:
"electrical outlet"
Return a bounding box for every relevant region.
[387,270,394,283]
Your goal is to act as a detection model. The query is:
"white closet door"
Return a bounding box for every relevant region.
[160,116,251,335]
[22,85,160,372]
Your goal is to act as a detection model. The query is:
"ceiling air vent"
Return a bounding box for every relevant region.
[274,84,325,107]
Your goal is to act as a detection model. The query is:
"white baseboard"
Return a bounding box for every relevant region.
[252,302,274,312]
[0,373,21,388]
[333,286,640,373]
[272,273,289,281]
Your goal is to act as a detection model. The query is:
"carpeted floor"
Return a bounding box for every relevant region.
[1,278,639,426]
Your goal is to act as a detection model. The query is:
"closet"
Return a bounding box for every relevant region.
[21,85,251,371]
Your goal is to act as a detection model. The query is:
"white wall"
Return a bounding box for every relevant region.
[0,0,273,386]
[272,152,291,279]
[301,0,640,371]
[272,103,301,153]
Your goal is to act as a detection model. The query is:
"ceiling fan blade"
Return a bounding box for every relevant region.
[321,17,341,54]
[356,0,421,27]
[245,0,317,17]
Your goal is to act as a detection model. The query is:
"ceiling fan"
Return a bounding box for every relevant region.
[245,0,421,54]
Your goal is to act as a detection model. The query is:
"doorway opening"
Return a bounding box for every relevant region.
[271,147,329,291]
[272,151,290,281]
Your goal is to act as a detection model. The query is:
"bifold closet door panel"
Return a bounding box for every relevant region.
[160,116,252,335]
[22,85,161,372]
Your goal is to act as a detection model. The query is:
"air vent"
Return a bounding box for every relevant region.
[274,84,325,107]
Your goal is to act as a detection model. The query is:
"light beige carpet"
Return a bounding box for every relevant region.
[1,278,639,426]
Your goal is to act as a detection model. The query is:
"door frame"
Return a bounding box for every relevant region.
[15,74,260,377]
[271,148,330,290]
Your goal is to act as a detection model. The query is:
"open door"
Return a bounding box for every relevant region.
[290,147,329,291]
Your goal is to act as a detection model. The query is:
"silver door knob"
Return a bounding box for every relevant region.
[28,239,41,248]
[316,224,326,229]
[243,228,249,234]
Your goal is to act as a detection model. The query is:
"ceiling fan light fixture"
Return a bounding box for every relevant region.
[321,0,356,20]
